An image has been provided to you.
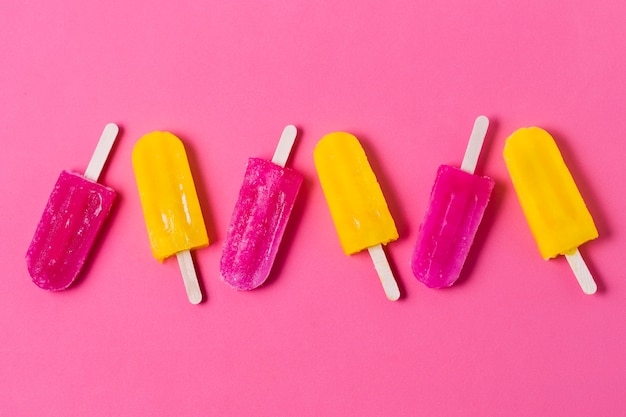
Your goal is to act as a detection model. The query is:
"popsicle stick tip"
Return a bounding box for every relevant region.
[565,250,597,295]
[386,288,401,301]
[188,292,202,304]
[104,122,119,133]
[475,115,489,126]
[283,124,297,136]
[176,250,204,304]
[367,244,400,301]
[460,115,490,174]
[84,123,120,182]
[272,124,298,168]
[583,286,597,295]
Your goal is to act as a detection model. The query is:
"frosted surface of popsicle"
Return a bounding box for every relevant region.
[411,166,494,288]
[25,123,119,290]
[220,158,303,290]
[220,125,302,290]
[26,171,116,290]
[411,116,494,288]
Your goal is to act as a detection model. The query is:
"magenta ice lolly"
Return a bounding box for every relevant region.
[411,116,495,288]
[220,125,303,290]
[26,123,119,290]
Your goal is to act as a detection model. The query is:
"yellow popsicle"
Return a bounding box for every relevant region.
[132,131,208,261]
[503,127,597,260]
[314,132,398,255]
[314,132,400,301]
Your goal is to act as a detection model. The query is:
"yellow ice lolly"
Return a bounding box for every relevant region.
[132,131,208,304]
[133,131,208,260]
[314,132,400,301]
[504,127,597,258]
[314,132,398,254]
[503,127,598,294]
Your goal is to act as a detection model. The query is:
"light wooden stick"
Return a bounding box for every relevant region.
[460,115,489,175]
[84,123,119,181]
[565,249,597,295]
[271,125,297,168]
[368,244,400,301]
[176,250,203,304]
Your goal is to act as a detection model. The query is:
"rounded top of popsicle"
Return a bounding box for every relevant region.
[132,131,185,161]
[314,132,364,170]
[503,126,553,151]
[314,131,358,154]
[314,131,398,255]
[132,130,209,261]
[502,125,598,258]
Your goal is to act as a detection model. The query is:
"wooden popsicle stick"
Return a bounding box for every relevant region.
[271,124,297,168]
[84,123,119,182]
[460,115,489,175]
[565,249,597,295]
[176,250,203,304]
[367,244,400,301]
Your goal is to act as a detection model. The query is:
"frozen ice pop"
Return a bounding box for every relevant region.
[314,132,400,301]
[220,125,303,290]
[26,123,119,290]
[503,127,598,294]
[411,116,495,288]
[132,131,208,304]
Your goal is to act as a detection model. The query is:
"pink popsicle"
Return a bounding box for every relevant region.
[220,125,303,290]
[411,116,495,288]
[26,123,119,290]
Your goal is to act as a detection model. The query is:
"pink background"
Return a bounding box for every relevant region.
[1,1,625,415]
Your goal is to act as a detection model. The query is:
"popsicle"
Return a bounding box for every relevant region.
[132,131,208,304]
[220,125,303,290]
[314,132,400,301]
[503,127,598,294]
[411,116,495,288]
[26,123,119,290]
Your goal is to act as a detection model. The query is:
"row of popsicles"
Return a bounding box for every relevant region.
[25,116,599,303]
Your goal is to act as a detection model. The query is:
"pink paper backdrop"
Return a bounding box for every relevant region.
[1,1,625,415]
